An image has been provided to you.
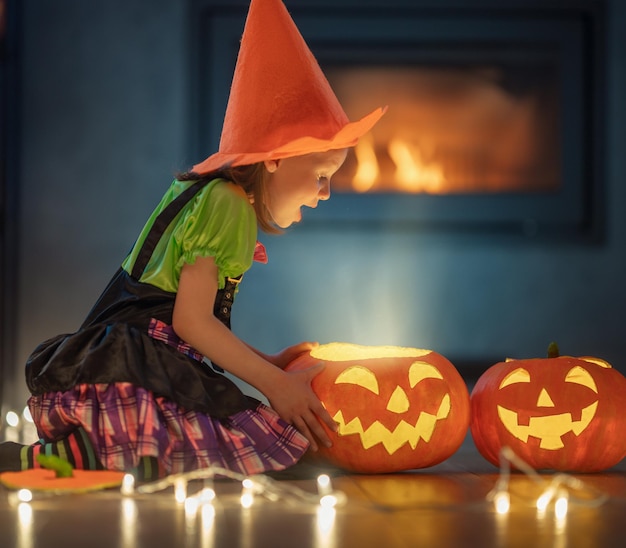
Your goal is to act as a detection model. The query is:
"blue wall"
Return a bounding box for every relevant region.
[6,0,626,408]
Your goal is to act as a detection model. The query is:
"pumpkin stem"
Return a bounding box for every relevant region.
[36,454,74,478]
[547,341,560,358]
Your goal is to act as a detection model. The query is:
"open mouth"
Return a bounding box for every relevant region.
[332,394,450,455]
[496,401,598,450]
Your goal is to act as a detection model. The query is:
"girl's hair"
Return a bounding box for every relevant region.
[177,163,280,234]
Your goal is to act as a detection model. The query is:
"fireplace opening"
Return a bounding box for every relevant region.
[326,62,560,196]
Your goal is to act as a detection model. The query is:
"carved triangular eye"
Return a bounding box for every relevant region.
[565,366,598,393]
[499,368,531,389]
[335,366,379,394]
[409,361,443,388]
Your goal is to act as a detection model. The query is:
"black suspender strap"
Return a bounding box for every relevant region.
[131,179,211,280]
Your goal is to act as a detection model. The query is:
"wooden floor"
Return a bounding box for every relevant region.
[2,434,626,548]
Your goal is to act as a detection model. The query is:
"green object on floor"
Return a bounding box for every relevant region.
[36,453,74,478]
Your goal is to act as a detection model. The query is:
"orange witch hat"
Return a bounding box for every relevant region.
[192,0,386,174]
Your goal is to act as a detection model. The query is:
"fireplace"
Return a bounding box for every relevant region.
[326,64,560,196]
[192,0,605,240]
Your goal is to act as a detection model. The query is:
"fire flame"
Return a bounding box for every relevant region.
[388,139,446,193]
[352,134,379,193]
[351,137,446,194]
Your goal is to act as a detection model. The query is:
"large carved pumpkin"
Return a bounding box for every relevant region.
[286,342,470,473]
[470,344,626,472]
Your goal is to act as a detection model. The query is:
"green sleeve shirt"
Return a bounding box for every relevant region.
[122,178,257,292]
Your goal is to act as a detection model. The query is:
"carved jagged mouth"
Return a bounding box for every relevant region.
[496,401,599,450]
[332,394,450,455]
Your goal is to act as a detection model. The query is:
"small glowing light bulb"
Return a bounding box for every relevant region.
[536,491,552,512]
[22,407,34,423]
[555,491,569,520]
[319,494,338,508]
[240,478,254,508]
[199,487,216,504]
[175,478,187,504]
[494,491,510,514]
[17,489,33,503]
[240,493,253,508]
[6,411,19,428]
[121,474,135,496]
[199,478,216,503]
[317,474,332,496]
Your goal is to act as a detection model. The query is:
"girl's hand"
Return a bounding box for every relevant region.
[267,341,320,370]
[265,363,336,452]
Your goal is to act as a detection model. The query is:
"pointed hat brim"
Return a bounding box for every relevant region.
[192,0,386,175]
[192,107,386,174]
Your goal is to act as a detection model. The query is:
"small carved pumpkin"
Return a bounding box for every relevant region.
[470,343,626,472]
[287,342,470,473]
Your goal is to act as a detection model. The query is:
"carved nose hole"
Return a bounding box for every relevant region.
[536,388,555,407]
[386,386,410,414]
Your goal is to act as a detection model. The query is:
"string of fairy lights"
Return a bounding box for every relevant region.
[487,446,608,516]
[2,450,612,517]
[120,467,348,510]
[0,406,615,516]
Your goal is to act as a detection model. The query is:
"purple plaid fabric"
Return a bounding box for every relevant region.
[148,318,204,362]
[28,383,309,476]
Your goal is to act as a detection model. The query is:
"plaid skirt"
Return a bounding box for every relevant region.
[27,382,310,477]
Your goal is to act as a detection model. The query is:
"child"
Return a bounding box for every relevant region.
[0,0,385,479]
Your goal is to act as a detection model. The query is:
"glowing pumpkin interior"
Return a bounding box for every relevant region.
[310,343,433,361]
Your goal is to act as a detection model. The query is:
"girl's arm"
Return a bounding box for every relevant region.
[172,255,336,451]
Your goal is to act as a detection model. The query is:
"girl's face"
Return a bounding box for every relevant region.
[264,148,348,228]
